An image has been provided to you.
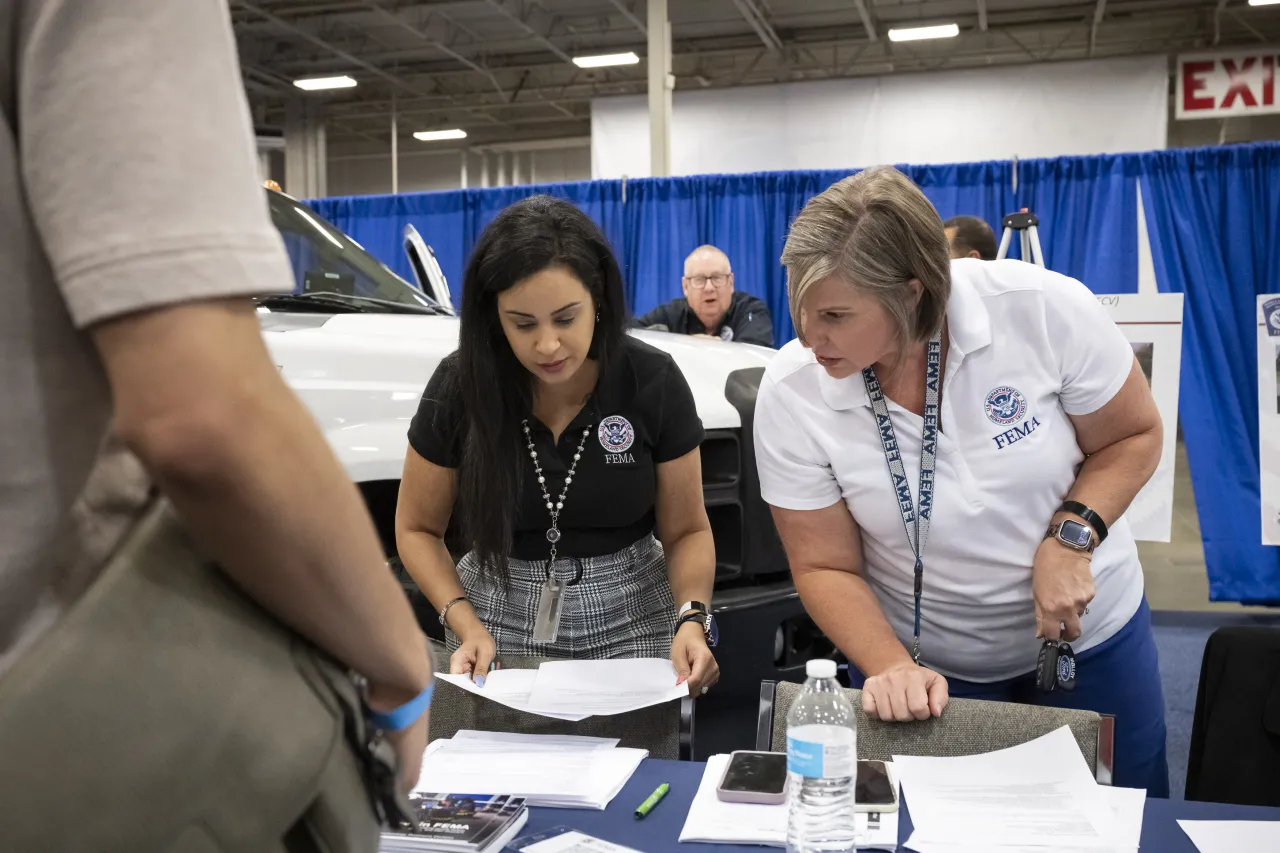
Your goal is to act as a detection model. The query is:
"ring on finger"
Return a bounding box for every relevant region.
[700,685,709,695]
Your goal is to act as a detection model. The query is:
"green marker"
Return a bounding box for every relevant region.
[634,783,669,819]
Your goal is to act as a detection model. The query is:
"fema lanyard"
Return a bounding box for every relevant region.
[861,328,942,665]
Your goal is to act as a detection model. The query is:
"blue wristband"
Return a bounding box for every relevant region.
[368,679,434,732]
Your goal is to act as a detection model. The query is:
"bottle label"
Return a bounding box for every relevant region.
[787,734,855,779]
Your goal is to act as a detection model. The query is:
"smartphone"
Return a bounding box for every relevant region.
[854,760,897,812]
[716,750,788,805]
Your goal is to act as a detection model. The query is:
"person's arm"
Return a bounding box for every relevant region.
[636,301,674,330]
[753,370,944,721]
[654,448,718,693]
[93,302,433,753]
[1032,270,1164,641]
[394,448,495,680]
[21,0,432,787]
[1034,358,1162,640]
[734,297,775,347]
[771,503,946,721]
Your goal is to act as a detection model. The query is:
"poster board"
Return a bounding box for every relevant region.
[1096,294,1185,542]
[1259,295,1280,546]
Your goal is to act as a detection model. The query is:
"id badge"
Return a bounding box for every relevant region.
[532,575,566,644]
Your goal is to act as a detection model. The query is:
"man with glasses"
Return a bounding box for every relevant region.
[636,245,774,347]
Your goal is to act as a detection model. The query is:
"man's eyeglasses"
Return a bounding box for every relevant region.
[684,274,732,290]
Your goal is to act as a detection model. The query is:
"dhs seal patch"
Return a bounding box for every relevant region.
[1264,296,1280,337]
[598,415,635,453]
[984,386,1027,426]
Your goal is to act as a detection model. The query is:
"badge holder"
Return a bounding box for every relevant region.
[532,572,567,644]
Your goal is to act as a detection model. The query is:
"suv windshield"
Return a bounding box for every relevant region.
[266,190,441,311]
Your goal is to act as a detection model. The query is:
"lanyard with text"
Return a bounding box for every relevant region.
[861,328,942,665]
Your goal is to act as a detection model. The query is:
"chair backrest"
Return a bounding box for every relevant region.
[427,646,690,760]
[763,681,1110,782]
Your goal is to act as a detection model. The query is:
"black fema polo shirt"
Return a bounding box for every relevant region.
[407,336,705,562]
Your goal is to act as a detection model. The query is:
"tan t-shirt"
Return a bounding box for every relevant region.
[0,1,294,675]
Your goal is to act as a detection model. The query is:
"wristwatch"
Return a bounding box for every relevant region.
[675,601,719,648]
[1047,518,1098,554]
[1059,500,1108,543]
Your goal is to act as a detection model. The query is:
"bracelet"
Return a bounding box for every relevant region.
[369,679,434,732]
[439,595,469,628]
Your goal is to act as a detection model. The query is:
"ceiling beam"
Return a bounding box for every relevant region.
[236,1,429,97]
[977,0,988,33]
[364,0,506,97]
[730,0,785,54]
[1089,0,1107,57]
[483,0,574,64]
[853,0,877,43]
[606,0,647,37]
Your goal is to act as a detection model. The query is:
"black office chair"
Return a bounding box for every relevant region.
[1185,626,1280,805]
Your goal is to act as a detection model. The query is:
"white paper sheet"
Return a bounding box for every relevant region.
[450,730,618,749]
[515,829,644,853]
[435,671,589,721]
[525,658,690,716]
[413,733,647,809]
[678,754,899,850]
[895,727,1122,850]
[1178,819,1280,853]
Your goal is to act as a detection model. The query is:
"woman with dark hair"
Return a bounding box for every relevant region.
[395,195,720,695]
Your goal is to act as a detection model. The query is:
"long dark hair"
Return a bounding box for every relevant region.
[443,195,629,581]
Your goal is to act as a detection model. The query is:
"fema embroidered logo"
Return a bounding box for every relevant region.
[984,386,1027,426]
[598,415,635,453]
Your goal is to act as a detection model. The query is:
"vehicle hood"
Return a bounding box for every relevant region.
[261,312,776,431]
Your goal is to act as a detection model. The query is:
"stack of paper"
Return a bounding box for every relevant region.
[678,755,899,851]
[414,731,647,809]
[893,726,1147,853]
[436,658,689,721]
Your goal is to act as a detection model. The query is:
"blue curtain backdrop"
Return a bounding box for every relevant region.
[1140,144,1280,603]
[308,142,1280,602]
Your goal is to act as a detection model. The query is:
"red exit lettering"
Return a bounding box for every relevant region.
[1182,53,1280,113]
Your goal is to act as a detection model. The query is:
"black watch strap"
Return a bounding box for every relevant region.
[1059,500,1108,543]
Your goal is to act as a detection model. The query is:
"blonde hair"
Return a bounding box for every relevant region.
[781,166,950,353]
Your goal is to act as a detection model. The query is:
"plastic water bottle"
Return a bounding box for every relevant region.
[785,659,858,853]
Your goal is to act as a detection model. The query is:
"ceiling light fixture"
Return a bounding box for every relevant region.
[414,129,468,142]
[1248,0,1280,7]
[293,75,358,91]
[572,52,640,68]
[887,23,961,42]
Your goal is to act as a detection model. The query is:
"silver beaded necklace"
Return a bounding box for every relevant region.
[521,419,592,572]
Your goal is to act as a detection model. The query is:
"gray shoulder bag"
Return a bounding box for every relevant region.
[0,495,414,852]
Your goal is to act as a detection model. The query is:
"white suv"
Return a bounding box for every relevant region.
[257,189,827,697]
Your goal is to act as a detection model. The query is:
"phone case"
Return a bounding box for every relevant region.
[853,760,899,813]
[715,751,788,805]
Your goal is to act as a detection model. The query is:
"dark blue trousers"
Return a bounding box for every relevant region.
[847,597,1170,796]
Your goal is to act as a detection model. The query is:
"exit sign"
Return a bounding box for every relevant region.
[1176,48,1280,119]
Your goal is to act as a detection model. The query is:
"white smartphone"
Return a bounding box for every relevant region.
[716,750,788,805]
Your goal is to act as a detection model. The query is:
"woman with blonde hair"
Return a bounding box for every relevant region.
[754,166,1169,793]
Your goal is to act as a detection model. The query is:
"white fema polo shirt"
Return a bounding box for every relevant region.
[755,259,1145,682]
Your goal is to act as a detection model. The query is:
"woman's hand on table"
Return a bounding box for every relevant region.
[861,662,949,722]
[1032,536,1095,643]
[449,625,496,686]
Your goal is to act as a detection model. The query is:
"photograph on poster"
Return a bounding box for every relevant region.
[1100,294,1184,543]
[1131,342,1154,386]
[1258,294,1280,547]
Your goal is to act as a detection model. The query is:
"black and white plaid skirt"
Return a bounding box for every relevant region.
[445,534,675,659]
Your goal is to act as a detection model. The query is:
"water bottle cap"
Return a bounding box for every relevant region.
[806,659,838,679]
